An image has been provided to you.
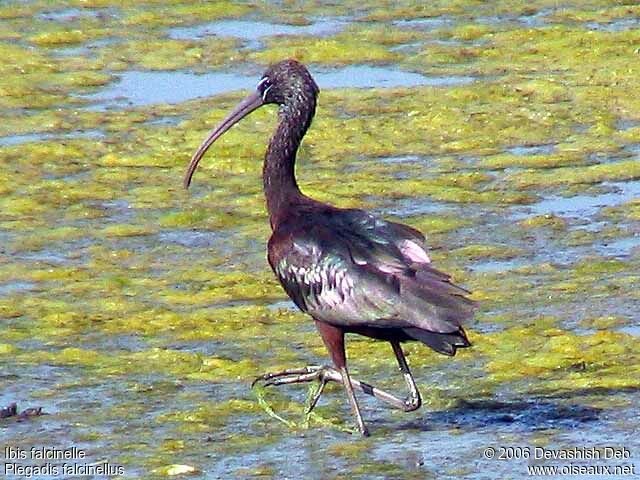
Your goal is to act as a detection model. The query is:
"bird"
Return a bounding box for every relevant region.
[184,59,477,436]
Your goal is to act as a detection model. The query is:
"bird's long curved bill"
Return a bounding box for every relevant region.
[183,91,264,188]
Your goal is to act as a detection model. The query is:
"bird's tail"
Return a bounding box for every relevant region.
[402,326,471,356]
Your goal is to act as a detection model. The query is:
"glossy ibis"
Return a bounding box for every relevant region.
[184,60,477,436]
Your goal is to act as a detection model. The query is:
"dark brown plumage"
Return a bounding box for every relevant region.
[184,59,477,435]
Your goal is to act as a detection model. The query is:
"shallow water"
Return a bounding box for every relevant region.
[523,180,640,218]
[393,17,453,30]
[86,67,474,107]
[506,144,556,156]
[85,70,256,107]
[0,130,105,147]
[169,18,348,49]
[586,18,640,32]
[36,7,105,21]
[1,1,640,479]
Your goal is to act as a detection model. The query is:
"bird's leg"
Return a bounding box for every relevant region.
[252,364,369,435]
[252,362,421,411]
[338,365,369,435]
[315,321,369,436]
[252,364,341,414]
[251,331,421,434]
[391,340,422,411]
[252,365,342,389]
[308,341,421,413]
[252,365,341,422]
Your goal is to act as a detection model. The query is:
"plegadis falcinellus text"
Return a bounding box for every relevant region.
[184,59,477,436]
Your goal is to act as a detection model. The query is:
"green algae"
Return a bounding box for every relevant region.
[152,464,198,476]
[403,214,470,234]
[1,0,639,477]
[479,325,640,386]
[478,151,588,170]
[548,5,640,24]
[0,42,56,75]
[158,398,260,428]
[362,3,465,21]
[30,29,99,47]
[97,37,240,71]
[509,159,640,187]
[251,37,398,66]
[519,214,567,230]
[15,345,262,382]
[0,3,40,19]
[580,315,629,331]
[452,244,525,260]
[0,343,18,355]
[122,2,250,28]
[100,224,155,237]
[602,199,640,221]
[343,24,428,47]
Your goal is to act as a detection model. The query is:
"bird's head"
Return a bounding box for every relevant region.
[184,59,318,188]
[258,59,319,107]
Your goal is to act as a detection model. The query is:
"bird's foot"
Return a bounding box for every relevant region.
[252,365,377,436]
[252,365,342,413]
[252,365,341,387]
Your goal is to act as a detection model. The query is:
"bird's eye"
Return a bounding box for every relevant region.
[257,77,272,100]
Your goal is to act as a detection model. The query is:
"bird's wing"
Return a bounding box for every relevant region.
[268,208,477,335]
[339,208,432,266]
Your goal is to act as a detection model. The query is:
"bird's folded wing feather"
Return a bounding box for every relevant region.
[269,209,476,334]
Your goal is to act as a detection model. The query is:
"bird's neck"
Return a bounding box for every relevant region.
[263,100,315,228]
